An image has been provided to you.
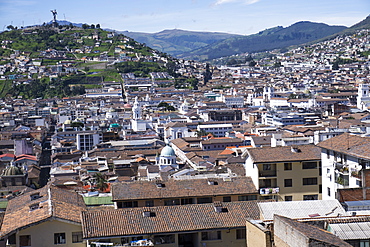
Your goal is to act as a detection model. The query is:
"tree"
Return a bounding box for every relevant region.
[82,24,89,29]
[273,61,282,68]
[93,173,108,192]
[96,24,101,29]
[70,121,84,129]
[167,105,175,111]
[196,129,210,137]
[90,24,95,29]
[187,78,199,90]
[249,60,257,67]
[158,102,175,112]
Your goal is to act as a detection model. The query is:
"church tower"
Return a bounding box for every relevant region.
[132,96,141,120]
[357,84,370,110]
[179,99,189,115]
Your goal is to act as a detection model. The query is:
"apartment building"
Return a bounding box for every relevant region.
[245,145,322,201]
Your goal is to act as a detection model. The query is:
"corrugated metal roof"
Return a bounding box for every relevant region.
[258,200,347,220]
[330,222,370,240]
[83,196,113,206]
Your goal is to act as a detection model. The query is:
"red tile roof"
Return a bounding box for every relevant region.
[0,185,86,238]
[112,177,257,201]
[247,144,321,163]
[82,201,262,239]
[317,133,370,160]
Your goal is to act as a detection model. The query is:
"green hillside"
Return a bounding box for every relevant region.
[0,25,174,99]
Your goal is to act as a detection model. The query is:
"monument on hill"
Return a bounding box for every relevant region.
[51,9,57,26]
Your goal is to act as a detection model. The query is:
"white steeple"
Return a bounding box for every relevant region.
[179,99,189,115]
[357,84,370,110]
[132,96,141,120]
[263,86,274,101]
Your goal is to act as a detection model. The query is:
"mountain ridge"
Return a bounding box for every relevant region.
[120,29,241,57]
[178,21,347,61]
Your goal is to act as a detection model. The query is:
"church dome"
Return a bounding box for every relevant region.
[160,145,175,157]
[3,165,23,176]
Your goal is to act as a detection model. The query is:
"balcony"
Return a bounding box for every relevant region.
[259,170,277,177]
[259,187,279,195]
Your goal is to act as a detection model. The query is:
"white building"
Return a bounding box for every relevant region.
[271,133,311,147]
[357,83,370,110]
[76,132,102,151]
[221,95,244,108]
[317,133,368,200]
[197,123,233,137]
[164,122,191,141]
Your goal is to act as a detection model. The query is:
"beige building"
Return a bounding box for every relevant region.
[245,145,322,201]
[0,184,86,247]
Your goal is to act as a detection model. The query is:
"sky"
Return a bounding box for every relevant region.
[0,0,369,35]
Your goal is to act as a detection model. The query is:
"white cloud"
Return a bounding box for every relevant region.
[214,0,260,6]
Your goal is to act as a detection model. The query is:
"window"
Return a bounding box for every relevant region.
[181,198,193,205]
[238,195,257,201]
[29,203,40,211]
[197,197,213,204]
[30,193,40,201]
[236,229,246,239]
[154,235,175,244]
[285,196,293,201]
[284,179,292,187]
[8,234,16,245]
[327,187,331,197]
[145,200,154,207]
[201,231,221,241]
[223,196,231,202]
[164,199,180,206]
[303,177,318,185]
[263,164,271,170]
[54,233,66,244]
[284,163,292,170]
[143,211,156,217]
[121,238,129,244]
[72,232,83,243]
[302,161,317,169]
[326,149,330,159]
[118,201,138,208]
[360,240,370,247]
[19,235,31,247]
[260,179,272,188]
[303,194,318,200]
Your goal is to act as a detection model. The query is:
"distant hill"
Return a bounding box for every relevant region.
[312,15,370,43]
[121,29,241,57]
[347,15,370,31]
[178,21,347,61]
